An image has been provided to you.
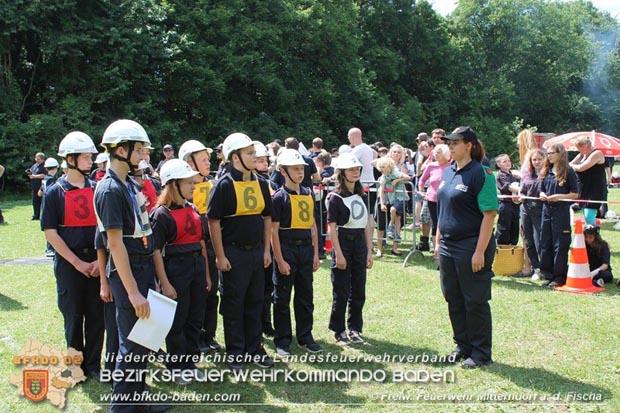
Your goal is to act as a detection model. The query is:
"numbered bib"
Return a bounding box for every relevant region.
[233,180,265,216]
[193,180,213,215]
[290,194,314,229]
[170,206,203,245]
[141,178,158,213]
[341,194,368,229]
[64,187,97,227]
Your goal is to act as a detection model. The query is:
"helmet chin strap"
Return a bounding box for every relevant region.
[67,154,90,177]
[111,141,138,171]
[190,153,205,177]
[236,151,254,172]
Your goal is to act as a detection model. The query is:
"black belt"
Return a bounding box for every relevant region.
[72,247,96,255]
[128,253,154,261]
[280,238,312,246]
[227,242,261,251]
[166,250,201,258]
[340,233,358,241]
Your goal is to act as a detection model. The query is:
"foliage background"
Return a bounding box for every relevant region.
[2,0,620,190]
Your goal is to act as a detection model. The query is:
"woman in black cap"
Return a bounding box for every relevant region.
[435,126,498,369]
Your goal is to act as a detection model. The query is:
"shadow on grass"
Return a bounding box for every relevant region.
[0,292,27,310]
[489,363,612,399]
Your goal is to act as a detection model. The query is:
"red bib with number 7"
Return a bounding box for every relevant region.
[64,187,97,227]
[170,206,203,245]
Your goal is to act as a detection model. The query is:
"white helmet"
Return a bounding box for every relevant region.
[101,119,150,146]
[334,153,363,170]
[159,159,199,186]
[57,132,98,157]
[223,133,253,161]
[44,158,59,169]
[253,141,270,158]
[61,160,67,169]
[94,153,109,164]
[178,140,212,162]
[277,148,307,167]
[338,144,352,154]
[138,160,151,170]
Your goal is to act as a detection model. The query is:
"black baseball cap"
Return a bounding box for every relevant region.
[444,126,478,143]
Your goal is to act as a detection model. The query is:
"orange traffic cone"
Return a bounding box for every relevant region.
[324,223,332,254]
[556,220,604,294]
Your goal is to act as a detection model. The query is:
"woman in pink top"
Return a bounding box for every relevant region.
[418,144,451,239]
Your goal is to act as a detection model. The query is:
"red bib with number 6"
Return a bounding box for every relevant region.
[64,187,97,227]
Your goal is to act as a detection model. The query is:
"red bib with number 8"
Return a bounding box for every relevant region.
[64,187,97,227]
[233,180,265,216]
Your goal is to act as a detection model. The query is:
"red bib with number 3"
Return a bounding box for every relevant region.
[64,187,97,227]
[170,206,203,245]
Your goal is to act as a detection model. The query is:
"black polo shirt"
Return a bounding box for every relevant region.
[30,162,46,190]
[437,160,498,241]
[207,167,272,246]
[272,185,313,241]
[540,168,579,199]
[40,176,97,251]
[94,168,154,255]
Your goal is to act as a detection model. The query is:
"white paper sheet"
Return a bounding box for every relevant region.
[128,289,177,352]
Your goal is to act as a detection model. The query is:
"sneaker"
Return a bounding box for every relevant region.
[531,269,541,281]
[202,337,221,352]
[302,342,323,353]
[386,225,395,239]
[461,357,493,369]
[275,347,291,358]
[252,346,274,368]
[228,361,244,372]
[348,330,364,344]
[335,331,350,346]
[375,251,382,258]
[45,251,55,257]
[595,278,605,287]
[172,371,192,385]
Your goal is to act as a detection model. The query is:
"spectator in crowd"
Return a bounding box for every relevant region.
[569,137,606,225]
[28,152,47,220]
[583,225,613,288]
[156,144,175,175]
[348,127,377,212]
[418,144,450,249]
[495,154,520,246]
[519,149,545,280]
[310,137,323,159]
[539,143,579,287]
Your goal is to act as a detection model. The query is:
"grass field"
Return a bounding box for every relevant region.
[1,191,619,412]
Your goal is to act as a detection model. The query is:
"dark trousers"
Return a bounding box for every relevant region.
[329,231,367,334]
[439,236,495,363]
[201,243,219,342]
[263,250,274,331]
[273,242,315,349]
[54,255,104,375]
[164,252,206,369]
[219,245,265,356]
[109,258,155,413]
[103,301,119,372]
[496,201,520,245]
[521,202,542,270]
[539,204,572,283]
[314,200,326,253]
[32,189,41,219]
[593,270,613,284]
[428,200,438,237]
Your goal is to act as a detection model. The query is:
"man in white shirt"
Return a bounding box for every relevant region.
[348,127,377,212]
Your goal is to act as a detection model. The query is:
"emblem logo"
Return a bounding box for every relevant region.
[23,370,48,402]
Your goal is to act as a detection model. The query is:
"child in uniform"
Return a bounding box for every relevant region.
[41,132,103,381]
[495,154,520,245]
[326,153,374,346]
[271,149,321,357]
[94,119,165,413]
[207,132,274,370]
[150,159,209,384]
[583,225,613,287]
[178,139,221,353]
